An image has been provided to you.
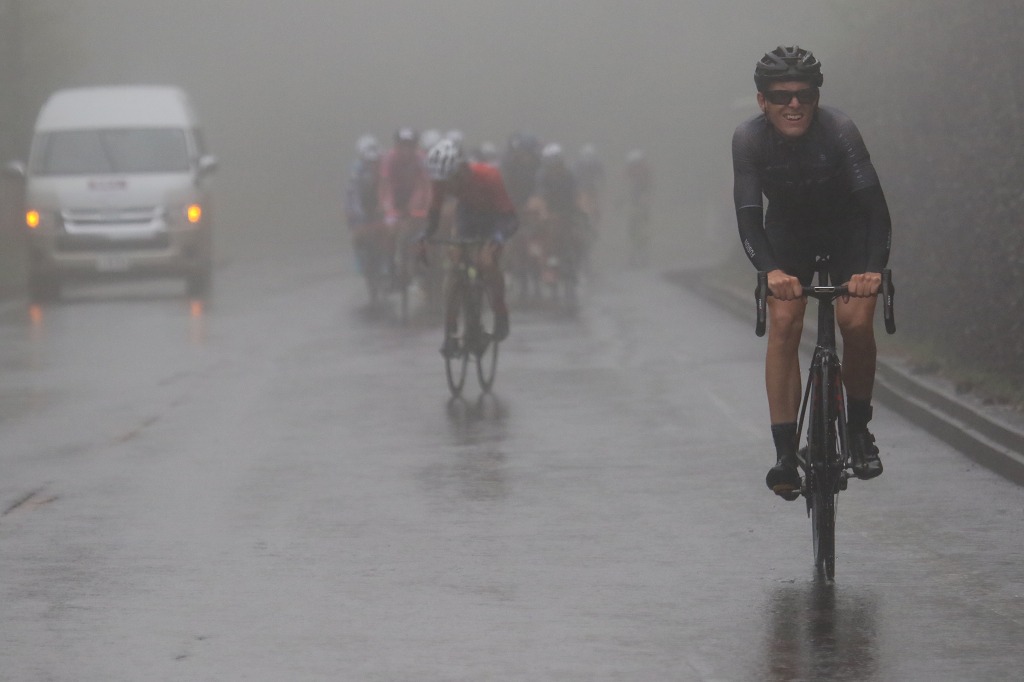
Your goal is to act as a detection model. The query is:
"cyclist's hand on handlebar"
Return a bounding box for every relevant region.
[766,269,802,301]
[846,271,882,298]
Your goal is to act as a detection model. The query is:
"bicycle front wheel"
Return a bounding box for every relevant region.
[445,338,469,398]
[811,469,836,580]
[444,281,470,398]
[809,362,839,580]
[473,282,499,393]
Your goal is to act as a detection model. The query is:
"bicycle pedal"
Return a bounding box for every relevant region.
[772,485,801,501]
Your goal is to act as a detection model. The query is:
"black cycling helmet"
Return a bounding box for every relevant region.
[754,46,823,92]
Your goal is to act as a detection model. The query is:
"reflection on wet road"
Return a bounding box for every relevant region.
[0,247,1020,680]
[760,580,879,681]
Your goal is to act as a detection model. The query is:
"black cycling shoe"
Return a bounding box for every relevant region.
[440,337,461,359]
[850,429,883,480]
[766,456,802,501]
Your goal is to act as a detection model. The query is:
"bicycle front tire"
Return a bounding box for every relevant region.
[473,281,499,392]
[444,279,470,398]
[445,341,469,398]
[811,469,836,580]
[809,360,839,580]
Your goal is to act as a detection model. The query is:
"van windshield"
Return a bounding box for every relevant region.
[31,129,189,175]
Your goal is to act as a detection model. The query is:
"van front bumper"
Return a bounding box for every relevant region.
[28,222,211,281]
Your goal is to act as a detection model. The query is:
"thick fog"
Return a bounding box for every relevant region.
[7,0,882,267]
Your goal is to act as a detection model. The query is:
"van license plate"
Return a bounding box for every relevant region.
[96,254,131,272]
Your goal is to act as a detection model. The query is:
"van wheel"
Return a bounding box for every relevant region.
[186,268,211,298]
[28,270,60,303]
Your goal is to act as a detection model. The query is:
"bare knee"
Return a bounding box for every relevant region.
[767,299,805,349]
[837,299,877,346]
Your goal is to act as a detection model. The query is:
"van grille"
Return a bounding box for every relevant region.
[55,233,171,252]
[56,206,170,252]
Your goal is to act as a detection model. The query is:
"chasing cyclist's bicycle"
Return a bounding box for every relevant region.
[431,238,500,398]
[755,258,895,580]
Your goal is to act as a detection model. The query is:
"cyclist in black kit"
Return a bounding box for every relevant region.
[732,46,892,498]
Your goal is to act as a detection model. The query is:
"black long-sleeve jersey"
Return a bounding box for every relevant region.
[732,105,891,274]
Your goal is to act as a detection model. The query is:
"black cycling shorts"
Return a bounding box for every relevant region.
[765,216,870,286]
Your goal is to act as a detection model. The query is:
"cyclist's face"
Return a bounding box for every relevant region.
[758,81,818,139]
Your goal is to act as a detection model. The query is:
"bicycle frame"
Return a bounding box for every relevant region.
[755,260,895,579]
[795,271,850,483]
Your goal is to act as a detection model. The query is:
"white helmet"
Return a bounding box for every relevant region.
[356,134,380,161]
[541,143,564,163]
[419,128,442,152]
[445,129,465,149]
[477,141,498,163]
[426,139,464,181]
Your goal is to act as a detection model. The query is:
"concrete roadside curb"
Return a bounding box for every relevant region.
[667,268,1024,486]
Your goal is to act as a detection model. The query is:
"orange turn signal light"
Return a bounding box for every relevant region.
[186,204,202,224]
[26,210,40,229]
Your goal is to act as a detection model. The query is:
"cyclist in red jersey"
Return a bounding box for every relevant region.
[379,127,431,226]
[417,139,518,354]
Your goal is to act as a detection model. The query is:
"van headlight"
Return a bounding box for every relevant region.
[168,203,203,226]
[25,209,59,230]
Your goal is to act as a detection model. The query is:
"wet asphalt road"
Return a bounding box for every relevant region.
[0,236,1021,681]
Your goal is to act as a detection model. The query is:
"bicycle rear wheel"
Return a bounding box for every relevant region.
[473,282,499,393]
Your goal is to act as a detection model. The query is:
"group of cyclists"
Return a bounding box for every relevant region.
[344,125,654,345]
[344,44,890,503]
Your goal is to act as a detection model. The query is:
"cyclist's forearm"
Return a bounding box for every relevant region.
[737,206,780,272]
[854,185,892,273]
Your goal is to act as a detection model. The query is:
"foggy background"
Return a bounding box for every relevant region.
[2,0,878,263]
[2,0,1022,388]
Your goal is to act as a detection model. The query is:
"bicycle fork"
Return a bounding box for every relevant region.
[798,349,851,506]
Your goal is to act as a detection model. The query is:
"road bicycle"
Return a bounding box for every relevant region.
[755,258,895,580]
[430,238,500,398]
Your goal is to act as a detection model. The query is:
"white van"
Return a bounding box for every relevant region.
[8,86,217,300]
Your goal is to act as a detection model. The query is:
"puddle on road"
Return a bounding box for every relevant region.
[417,395,512,505]
[753,579,880,680]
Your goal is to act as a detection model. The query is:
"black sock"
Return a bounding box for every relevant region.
[771,422,798,462]
[847,398,873,432]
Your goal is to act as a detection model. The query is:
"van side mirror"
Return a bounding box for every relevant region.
[4,160,26,179]
[198,155,218,176]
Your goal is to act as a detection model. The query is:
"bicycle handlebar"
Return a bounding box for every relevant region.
[421,237,494,267]
[755,269,895,337]
[427,237,492,247]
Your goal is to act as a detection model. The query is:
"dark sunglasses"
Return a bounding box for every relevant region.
[763,88,819,105]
